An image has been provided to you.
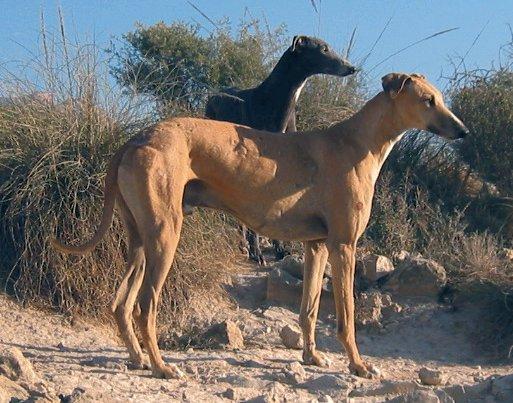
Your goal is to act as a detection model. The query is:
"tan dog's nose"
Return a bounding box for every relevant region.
[458,127,470,139]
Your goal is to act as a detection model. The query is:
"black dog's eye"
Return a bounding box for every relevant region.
[322,45,328,52]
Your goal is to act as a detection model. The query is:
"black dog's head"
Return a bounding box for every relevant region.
[289,35,356,77]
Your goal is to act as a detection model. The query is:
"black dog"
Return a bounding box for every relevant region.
[205,35,356,264]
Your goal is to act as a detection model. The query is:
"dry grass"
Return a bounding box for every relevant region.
[0,23,238,332]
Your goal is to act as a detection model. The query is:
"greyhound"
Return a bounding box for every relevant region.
[205,35,356,265]
[52,73,469,380]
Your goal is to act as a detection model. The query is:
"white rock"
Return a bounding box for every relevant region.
[279,324,303,349]
[419,367,447,386]
[359,254,395,282]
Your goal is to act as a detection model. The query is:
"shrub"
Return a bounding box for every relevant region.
[109,19,287,114]
[0,27,237,331]
[296,74,365,131]
[451,70,513,194]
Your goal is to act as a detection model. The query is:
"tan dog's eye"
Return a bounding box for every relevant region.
[424,96,435,107]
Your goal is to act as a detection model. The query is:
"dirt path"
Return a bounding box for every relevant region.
[1,264,512,402]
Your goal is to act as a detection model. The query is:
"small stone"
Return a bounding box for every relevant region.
[301,374,350,393]
[389,390,440,403]
[279,324,303,349]
[358,254,395,282]
[282,361,306,384]
[349,380,418,397]
[56,342,68,352]
[419,367,447,386]
[318,394,334,402]
[222,387,238,400]
[80,356,126,371]
[59,387,88,403]
[222,374,265,389]
[201,320,244,349]
[184,363,198,376]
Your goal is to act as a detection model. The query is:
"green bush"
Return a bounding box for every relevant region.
[451,70,513,194]
[109,20,286,114]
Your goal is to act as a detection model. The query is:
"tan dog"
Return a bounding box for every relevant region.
[52,73,468,379]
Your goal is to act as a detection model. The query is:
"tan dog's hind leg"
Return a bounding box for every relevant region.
[111,198,148,369]
[137,214,184,379]
[328,242,379,379]
[117,145,187,379]
[300,240,330,367]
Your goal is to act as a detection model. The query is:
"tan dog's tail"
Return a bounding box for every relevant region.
[51,147,126,255]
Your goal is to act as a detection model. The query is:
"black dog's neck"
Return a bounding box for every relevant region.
[256,50,309,129]
[259,50,309,94]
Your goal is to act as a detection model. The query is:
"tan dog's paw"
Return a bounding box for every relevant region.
[127,357,151,370]
[303,351,331,367]
[153,364,185,379]
[349,361,381,379]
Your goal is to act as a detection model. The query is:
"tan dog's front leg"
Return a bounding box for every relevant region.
[300,240,330,367]
[328,242,379,378]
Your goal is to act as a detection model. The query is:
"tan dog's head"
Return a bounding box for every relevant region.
[382,73,469,140]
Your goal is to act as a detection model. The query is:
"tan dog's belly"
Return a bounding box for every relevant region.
[182,178,327,241]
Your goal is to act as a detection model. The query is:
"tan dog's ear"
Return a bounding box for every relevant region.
[292,35,306,52]
[381,73,412,99]
[410,73,426,80]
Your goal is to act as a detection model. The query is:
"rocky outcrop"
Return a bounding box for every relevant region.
[383,255,447,298]
[0,347,58,402]
[266,267,334,310]
[0,347,38,384]
[274,255,304,280]
[0,374,30,402]
[356,291,402,328]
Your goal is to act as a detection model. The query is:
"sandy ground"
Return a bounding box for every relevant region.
[1,263,513,402]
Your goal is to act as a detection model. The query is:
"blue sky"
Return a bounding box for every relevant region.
[1,0,512,91]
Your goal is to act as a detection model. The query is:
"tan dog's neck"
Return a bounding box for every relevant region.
[331,91,407,168]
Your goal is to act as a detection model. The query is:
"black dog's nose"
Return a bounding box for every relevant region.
[347,66,356,74]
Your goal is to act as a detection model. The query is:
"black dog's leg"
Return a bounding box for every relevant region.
[272,239,290,260]
[239,225,250,257]
[247,229,266,266]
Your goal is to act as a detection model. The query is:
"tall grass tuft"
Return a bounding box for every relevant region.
[0,18,237,330]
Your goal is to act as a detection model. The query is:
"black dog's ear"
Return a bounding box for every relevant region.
[381,73,412,99]
[292,35,306,52]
